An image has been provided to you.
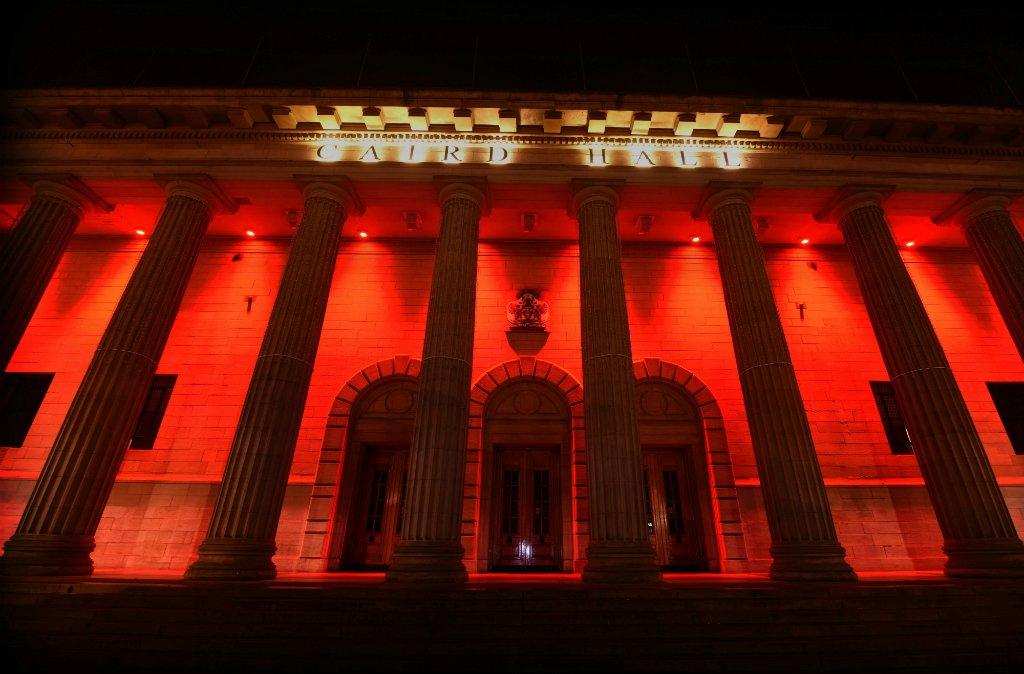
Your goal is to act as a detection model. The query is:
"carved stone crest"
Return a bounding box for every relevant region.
[506,290,549,332]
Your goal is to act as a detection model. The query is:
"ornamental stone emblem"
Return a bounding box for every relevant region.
[506,290,549,332]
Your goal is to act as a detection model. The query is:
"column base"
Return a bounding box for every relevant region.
[0,533,95,576]
[769,542,857,581]
[582,541,662,584]
[944,538,1024,578]
[386,540,468,584]
[184,538,277,582]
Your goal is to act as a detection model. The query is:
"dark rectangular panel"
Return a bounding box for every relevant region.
[988,383,1024,455]
[0,373,54,448]
[870,381,914,455]
[130,374,177,450]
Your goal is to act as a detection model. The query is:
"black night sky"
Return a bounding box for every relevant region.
[3,0,1022,106]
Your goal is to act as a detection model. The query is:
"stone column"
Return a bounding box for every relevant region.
[571,183,661,584]
[0,175,112,371]
[820,187,1024,577]
[186,180,361,581]
[0,176,235,576]
[386,181,486,583]
[695,183,854,580]
[934,190,1024,360]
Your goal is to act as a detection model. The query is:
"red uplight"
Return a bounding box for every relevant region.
[135,229,146,236]
[245,230,256,238]
[799,238,810,245]
[359,231,368,238]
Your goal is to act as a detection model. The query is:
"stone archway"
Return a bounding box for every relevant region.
[465,358,585,572]
[633,358,747,571]
[297,356,421,572]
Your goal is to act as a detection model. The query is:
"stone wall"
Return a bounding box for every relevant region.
[1,236,1021,572]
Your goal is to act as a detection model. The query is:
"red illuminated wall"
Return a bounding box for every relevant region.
[1,233,1022,573]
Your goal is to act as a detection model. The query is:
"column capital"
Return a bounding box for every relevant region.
[20,173,113,214]
[932,189,1021,228]
[434,178,489,215]
[692,181,761,221]
[294,176,364,216]
[154,174,239,215]
[568,179,623,218]
[814,184,895,224]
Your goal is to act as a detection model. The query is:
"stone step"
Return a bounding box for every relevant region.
[4,580,1023,673]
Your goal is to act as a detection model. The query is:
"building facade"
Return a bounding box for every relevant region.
[1,90,1024,584]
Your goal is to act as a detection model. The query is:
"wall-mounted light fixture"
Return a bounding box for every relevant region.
[402,211,422,231]
[636,214,654,235]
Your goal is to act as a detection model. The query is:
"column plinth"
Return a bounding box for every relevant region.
[0,176,233,577]
[697,184,854,581]
[185,180,359,582]
[935,191,1024,360]
[386,181,486,584]
[572,183,661,584]
[823,188,1024,578]
[0,175,111,371]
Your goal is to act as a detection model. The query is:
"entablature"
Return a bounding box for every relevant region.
[3,87,1022,148]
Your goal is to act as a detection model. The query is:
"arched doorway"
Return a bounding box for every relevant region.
[479,377,573,572]
[634,358,746,572]
[327,375,418,570]
[637,379,710,570]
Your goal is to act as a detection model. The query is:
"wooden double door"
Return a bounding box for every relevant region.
[492,447,562,570]
[642,447,706,570]
[346,445,408,569]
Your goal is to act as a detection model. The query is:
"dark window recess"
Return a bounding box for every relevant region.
[501,470,520,538]
[642,470,654,537]
[988,383,1024,455]
[365,468,389,534]
[130,374,176,449]
[396,469,409,535]
[870,381,913,454]
[662,470,685,538]
[0,373,55,447]
[532,470,550,537]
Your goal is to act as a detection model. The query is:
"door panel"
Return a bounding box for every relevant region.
[493,447,561,569]
[642,447,705,569]
[347,445,408,569]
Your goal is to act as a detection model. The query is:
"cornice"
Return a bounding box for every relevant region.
[3,87,1022,120]
[2,88,1022,158]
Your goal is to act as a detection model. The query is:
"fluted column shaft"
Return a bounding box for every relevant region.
[186,182,356,581]
[961,203,1024,360]
[0,180,99,370]
[573,185,660,584]
[1,179,223,576]
[837,195,1024,577]
[386,183,484,583]
[707,192,853,580]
